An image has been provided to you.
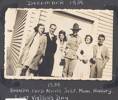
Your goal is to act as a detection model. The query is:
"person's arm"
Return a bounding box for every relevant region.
[41,36,47,63]
[62,42,67,59]
[103,47,110,69]
[76,36,83,60]
[42,36,47,56]
[18,33,34,64]
[78,36,82,45]
[37,35,47,64]
[89,45,96,64]
[77,44,83,60]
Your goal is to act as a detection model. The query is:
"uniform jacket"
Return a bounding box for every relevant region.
[65,34,82,60]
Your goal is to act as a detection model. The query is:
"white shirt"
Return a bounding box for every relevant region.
[96,45,102,59]
[49,33,54,40]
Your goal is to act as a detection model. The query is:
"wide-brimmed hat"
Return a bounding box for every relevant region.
[71,23,81,30]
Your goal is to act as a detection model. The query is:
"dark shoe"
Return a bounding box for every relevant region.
[20,66,29,76]
[29,68,38,76]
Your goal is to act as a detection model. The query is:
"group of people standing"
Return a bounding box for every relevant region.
[18,23,109,79]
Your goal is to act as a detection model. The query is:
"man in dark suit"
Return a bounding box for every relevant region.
[39,24,57,76]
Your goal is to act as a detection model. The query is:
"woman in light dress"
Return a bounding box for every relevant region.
[51,30,67,77]
[19,24,47,76]
[73,35,93,79]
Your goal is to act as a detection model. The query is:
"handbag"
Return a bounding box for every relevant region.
[89,58,96,64]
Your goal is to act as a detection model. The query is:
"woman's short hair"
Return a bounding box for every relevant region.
[58,30,67,42]
[85,34,93,44]
[34,23,45,33]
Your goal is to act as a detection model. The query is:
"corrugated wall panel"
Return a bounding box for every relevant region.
[76,10,99,19]
[97,11,113,79]
[10,10,28,75]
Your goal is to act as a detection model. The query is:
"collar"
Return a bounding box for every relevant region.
[98,43,103,47]
[49,33,54,38]
[70,33,78,37]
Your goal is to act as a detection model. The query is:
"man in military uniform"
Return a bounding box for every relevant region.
[62,23,82,77]
[38,24,57,76]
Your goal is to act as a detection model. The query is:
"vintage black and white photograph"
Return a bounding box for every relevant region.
[4,8,113,80]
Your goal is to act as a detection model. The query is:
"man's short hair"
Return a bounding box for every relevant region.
[34,23,45,33]
[49,24,57,28]
[98,34,105,40]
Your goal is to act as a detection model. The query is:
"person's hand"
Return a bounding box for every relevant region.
[89,58,96,64]
[82,60,88,64]
[102,62,106,69]
[39,58,43,64]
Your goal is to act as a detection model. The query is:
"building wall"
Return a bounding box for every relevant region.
[5,9,17,76]
[9,9,28,75]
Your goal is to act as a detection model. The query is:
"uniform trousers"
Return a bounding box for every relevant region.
[62,57,77,77]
